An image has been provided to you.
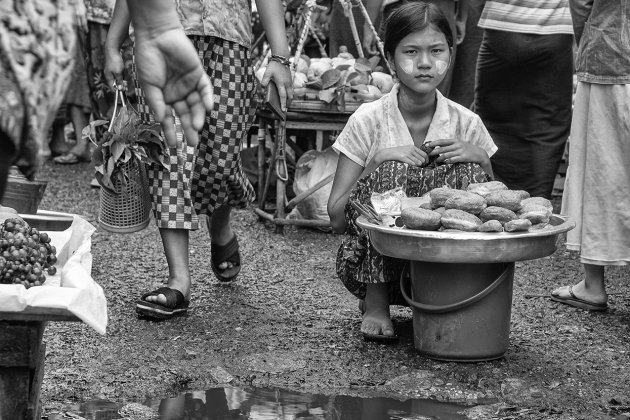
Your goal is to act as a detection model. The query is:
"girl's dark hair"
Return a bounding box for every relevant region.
[383,1,454,57]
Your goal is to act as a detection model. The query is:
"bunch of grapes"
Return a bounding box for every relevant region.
[0,218,58,288]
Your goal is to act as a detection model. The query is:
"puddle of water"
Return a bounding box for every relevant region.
[74,386,473,420]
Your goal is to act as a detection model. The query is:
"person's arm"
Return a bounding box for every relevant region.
[328,145,427,233]
[455,0,469,45]
[255,0,294,110]
[362,0,385,56]
[328,155,364,233]
[126,0,214,147]
[104,0,131,88]
[569,0,593,45]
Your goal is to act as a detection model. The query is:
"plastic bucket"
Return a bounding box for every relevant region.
[400,261,514,362]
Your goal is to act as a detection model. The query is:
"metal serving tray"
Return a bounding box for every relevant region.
[19,210,74,232]
[357,215,575,264]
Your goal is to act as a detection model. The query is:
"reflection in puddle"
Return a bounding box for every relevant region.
[77,386,472,419]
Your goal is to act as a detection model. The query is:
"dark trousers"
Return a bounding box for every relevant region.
[474,30,573,198]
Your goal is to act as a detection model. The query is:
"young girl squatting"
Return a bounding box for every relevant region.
[328,1,498,341]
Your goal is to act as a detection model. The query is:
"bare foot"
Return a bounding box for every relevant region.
[361,283,395,337]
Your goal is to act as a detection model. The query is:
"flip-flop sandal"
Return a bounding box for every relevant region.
[136,287,190,319]
[550,285,608,311]
[362,332,399,343]
[53,151,91,164]
[211,235,241,282]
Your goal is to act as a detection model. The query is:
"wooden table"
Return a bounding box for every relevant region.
[0,310,80,420]
[0,212,80,419]
[254,102,358,233]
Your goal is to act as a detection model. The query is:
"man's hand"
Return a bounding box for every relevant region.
[133,28,214,147]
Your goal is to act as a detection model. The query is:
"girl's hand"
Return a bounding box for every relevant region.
[376,145,428,166]
[259,60,294,111]
[104,48,125,91]
[427,139,488,165]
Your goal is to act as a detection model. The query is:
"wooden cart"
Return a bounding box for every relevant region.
[254,99,360,233]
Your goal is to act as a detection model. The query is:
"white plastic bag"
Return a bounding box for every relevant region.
[292,147,339,222]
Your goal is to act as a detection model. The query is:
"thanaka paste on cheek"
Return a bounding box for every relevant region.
[399,58,414,75]
[435,60,448,75]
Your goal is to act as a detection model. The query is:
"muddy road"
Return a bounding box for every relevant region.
[36,162,630,419]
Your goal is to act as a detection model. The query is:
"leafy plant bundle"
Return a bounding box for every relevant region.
[84,104,167,194]
[309,57,382,111]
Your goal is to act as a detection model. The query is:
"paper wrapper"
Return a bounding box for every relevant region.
[370,187,407,216]
[0,214,107,334]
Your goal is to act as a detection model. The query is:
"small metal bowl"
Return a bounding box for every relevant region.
[357,215,575,263]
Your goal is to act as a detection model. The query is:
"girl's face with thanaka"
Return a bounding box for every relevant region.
[389,25,451,97]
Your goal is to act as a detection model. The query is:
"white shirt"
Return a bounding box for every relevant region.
[478,0,573,35]
[332,85,498,167]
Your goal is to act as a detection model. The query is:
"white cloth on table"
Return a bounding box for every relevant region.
[0,213,107,334]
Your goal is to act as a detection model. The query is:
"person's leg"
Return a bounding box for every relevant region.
[143,228,192,305]
[551,264,607,306]
[193,37,256,281]
[523,33,573,198]
[475,30,533,192]
[362,283,395,337]
[207,204,238,271]
[476,30,572,197]
[54,28,93,164]
[339,240,403,338]
[49,106,70,157]
[67,104,91,157]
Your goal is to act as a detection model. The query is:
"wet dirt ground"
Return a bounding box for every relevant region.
[35,161,630,419]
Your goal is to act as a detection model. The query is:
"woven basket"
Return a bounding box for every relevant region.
[98,157,151,233]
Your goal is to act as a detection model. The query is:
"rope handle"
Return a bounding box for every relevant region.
[275,121,289,182]
[108,84,128,132]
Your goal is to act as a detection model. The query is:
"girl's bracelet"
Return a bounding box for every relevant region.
[269,54,291,67]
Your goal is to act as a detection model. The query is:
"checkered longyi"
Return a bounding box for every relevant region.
[134,36,256,229]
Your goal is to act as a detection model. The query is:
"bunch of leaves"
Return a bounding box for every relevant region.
[84,105,167,194]
[311,57,379,111]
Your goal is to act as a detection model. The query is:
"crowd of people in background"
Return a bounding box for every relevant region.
[0,0,628,331]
